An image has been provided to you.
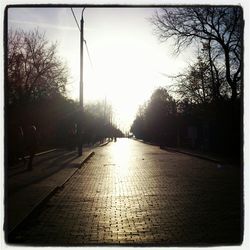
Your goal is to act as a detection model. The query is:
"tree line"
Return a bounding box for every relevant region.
[131,6,242,160]
[6,29,123,165]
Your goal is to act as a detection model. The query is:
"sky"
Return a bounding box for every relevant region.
[8,7,199,132]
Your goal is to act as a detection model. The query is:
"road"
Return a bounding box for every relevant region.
[8,138,242,246]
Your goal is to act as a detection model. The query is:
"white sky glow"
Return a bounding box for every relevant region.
[8,7,193,132]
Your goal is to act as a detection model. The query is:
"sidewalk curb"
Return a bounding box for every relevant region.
[35,149,58,157]
[61,151,95,187]
[135,138,222,164]
[99,140,110,147]
[133,138,159,147]
[23,148,58,160]
[160,147,221,164]
[12,149,58,169]
[7,151,95,238]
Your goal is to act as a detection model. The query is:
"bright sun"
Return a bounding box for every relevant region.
[55,8,191,132]
[8,7,192,132]
[66,32,158,131]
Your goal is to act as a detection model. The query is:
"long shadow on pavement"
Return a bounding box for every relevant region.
[8,153,79,195]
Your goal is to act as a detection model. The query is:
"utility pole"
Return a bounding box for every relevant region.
[77,8,85,156]
[80,10,84,108]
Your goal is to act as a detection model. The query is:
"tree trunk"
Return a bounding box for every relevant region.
[223,45,237,101]
[208,39,219,101]
[231,85,237,102]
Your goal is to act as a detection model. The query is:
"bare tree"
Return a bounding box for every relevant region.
[172,48,231,104]
[173,58,211,105]
[201,40,231,100]
[151,7,243,101]
[7,29,68,105]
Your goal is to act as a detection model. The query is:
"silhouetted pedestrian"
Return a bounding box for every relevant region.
[67,126,76,150]
[17,126,25,164]
[77,132,83,156]
[27,125,37,171]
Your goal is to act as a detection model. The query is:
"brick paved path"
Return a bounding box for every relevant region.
[8,138,242,246]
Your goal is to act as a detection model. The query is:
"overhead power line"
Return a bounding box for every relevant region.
[70,8,93,69]
[84,40,94,69]
[70,8,80,31]
[70,8,94,69]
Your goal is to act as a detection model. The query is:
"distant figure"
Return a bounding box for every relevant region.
[67,126,76,150]
[27,125,38,171]
[17,126,25,164]
[77,132,83,156]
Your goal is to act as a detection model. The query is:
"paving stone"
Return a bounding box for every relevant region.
[8,139,242,246]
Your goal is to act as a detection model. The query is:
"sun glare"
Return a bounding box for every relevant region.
[8,7,191,132]
[111,138,132,178]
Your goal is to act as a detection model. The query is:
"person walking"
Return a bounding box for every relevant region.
[17,126,26,164]
[27,125,38,171]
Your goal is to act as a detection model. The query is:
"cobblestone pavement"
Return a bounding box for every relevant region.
[8,138,243,246]
[6,148,93,234]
